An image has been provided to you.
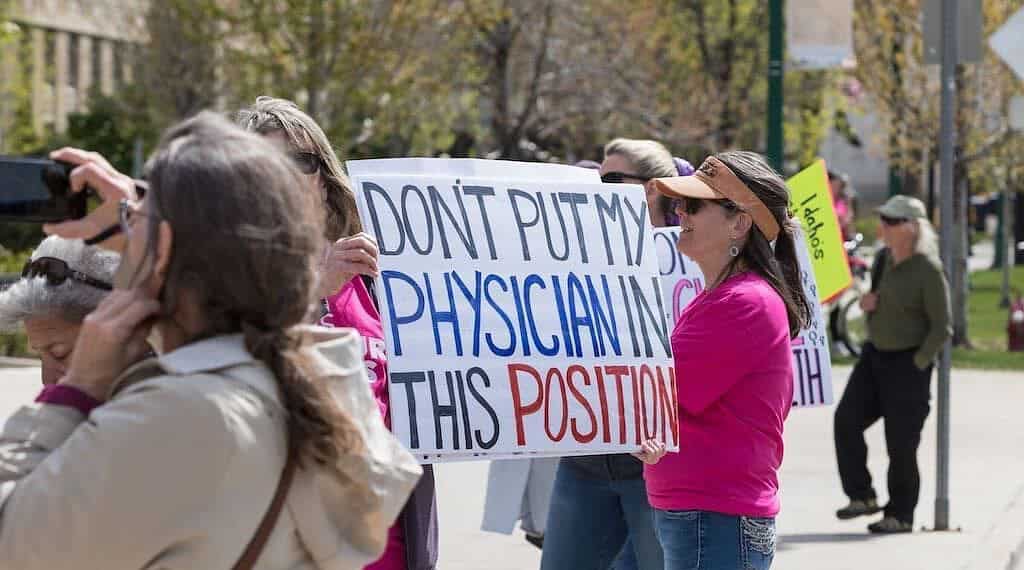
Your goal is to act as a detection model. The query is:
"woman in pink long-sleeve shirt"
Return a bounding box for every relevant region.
[643,152,812,570]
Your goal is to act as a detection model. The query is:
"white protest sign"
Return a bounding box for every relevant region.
[349,166,678,462]
[653,226,834,407]
[347,157,600,183]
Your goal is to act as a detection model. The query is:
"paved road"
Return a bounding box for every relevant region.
[2,365,1022,570]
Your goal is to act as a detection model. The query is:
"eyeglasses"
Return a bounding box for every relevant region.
[879,215,909,226]
[671,196,740,216]
[601,171,652,184]
[22,257,112,291]
[292,151,322,175]
[118,199,159,238]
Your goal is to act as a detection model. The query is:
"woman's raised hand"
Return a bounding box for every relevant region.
[43,147,140,253]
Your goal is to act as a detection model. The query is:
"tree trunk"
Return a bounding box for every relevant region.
[952,174,971,346]
[304,1,326,121]
[951,65,970,347]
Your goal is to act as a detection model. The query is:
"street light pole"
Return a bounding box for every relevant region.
[935,0,957,532]
[767,0,784,172]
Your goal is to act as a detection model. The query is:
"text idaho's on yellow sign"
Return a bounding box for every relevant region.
[787,159,851,303]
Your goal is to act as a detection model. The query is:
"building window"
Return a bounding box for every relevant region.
[113,42,124,87]
[68,34,79,88]
[44,29,55,87]
[91,37,102,94]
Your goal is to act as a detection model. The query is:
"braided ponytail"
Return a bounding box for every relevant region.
[142,113,368,479]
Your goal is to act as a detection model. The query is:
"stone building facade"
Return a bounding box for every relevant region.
[1,0,147,147]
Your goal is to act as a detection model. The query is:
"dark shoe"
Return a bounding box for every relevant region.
[836,498,882,520]
[524,532,544,549]
[868,516,913,534]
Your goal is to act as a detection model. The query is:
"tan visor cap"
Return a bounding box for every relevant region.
[652,156,780,242]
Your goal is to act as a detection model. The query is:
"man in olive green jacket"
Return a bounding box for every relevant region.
[833,195,952,535]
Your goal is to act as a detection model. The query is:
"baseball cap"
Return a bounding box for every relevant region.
[876,195,927,220]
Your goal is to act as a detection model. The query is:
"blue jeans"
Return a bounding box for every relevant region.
[540,462,663,570]
[654,510,776,570]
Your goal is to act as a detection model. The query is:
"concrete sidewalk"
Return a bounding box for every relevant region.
[775,366,1024,570]
[433,365,1024,569]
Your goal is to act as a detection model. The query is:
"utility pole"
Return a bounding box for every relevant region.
[767,0,784,173]
[999,174,1015,308]
[935,0,957,532]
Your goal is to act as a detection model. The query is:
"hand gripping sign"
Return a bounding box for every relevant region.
[349,159,678,462]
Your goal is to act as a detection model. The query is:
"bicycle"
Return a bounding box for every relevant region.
[828,234,872,358]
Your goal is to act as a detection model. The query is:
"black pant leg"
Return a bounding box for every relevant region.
[879,351,932,524]
[834,345,884,501]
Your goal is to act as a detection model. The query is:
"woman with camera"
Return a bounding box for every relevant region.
[0,112,417,569]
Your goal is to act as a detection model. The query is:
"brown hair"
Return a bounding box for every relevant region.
[236,96,362,241]
[141,111,362,470]
[715,151,812,338]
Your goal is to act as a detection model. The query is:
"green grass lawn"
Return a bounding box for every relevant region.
[957,265,1024,369]
[853,216,879,246]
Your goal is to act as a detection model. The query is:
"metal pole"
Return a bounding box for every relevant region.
[766,0,784,172]
[1003,184,1015,308]
[935,0,957,532]
[994,190,1005,271]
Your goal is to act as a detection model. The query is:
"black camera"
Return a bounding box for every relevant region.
[0,156,88,223]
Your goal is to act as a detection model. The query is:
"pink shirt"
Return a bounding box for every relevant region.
[322,277,390,427]
[322,277,405,570]
[644,272,793,517]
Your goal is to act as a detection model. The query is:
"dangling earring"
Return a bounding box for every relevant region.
[729,237,740,257]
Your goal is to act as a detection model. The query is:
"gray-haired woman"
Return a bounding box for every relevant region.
[540,138,677,570]
[600,138,680,229]
[0,236,119,385]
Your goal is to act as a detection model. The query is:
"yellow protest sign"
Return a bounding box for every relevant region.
[787,159,851,303]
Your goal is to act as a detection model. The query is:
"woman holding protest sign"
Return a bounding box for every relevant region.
[643,151,812,569]
[238,96,438,570]
[540,138,680,570]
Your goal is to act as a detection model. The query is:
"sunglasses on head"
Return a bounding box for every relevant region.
[671,196,740,216]
[879,215,909,226]
[601,171,652,184]
[22,257,113,291]
[292,151,322,175]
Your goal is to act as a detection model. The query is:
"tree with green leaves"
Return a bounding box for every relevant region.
[851,0,1024,346]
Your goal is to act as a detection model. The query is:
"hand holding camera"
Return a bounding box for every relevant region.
[0,147,142,253]
[43,148,141,253]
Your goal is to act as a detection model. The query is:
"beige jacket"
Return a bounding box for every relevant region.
[0,328,420,569]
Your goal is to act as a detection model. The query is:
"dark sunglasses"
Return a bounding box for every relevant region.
[879,215,909,226]
[22,257,113,291]
[671,196,740,216]
[601,171,652,184]
[292,151,322,175]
